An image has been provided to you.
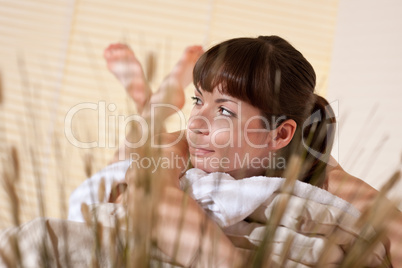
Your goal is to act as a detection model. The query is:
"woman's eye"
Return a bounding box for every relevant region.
[219,107,236,117]
[191,96,202,105]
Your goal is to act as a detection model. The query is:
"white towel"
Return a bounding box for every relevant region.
[68,160,131,222]
[69,163,359,226]
[180,168,360,227]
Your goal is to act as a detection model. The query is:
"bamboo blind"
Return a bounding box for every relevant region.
[0,0,338,228]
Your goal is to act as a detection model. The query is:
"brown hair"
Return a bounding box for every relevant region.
[193,36,335,187]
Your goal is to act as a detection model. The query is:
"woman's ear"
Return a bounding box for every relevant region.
[268,119,297,150]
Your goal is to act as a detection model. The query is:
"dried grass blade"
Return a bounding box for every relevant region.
[0,71,3,105]
[98,177,105,203]
[145,52,157,83]
[81,203,92,226]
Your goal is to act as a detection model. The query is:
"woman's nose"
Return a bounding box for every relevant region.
[187,114,210,135]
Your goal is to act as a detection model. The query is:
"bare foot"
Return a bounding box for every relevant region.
[171,45,204,90]
[151,45,204,111]
[104,43,152,113]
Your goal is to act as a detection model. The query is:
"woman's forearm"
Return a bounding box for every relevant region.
[156,186,247,267]
[110,130,187,164]
[123,148,245,266]
[121,133,245,266]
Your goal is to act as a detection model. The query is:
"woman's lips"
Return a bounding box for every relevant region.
[189,146,214,157]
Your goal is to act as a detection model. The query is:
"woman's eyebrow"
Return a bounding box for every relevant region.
[215,98,237,104]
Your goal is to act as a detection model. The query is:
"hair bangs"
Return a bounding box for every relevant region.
[193,38,265,104]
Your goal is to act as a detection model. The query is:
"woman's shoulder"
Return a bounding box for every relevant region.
[325,156,378,212]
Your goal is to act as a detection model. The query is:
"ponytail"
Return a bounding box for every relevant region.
[264,94,336,188]
[300,94,336,187]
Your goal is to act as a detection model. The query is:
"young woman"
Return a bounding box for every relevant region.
[78,36,402,266]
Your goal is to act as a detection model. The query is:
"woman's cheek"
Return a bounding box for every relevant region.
[244,131,269,149]
[210,118,238,147]
[210,128,235,148]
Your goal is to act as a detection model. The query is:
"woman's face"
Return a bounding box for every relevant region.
[186,87,276,179]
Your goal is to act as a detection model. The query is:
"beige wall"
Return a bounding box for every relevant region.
[0,0,338,228]
[327,0,402,208]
